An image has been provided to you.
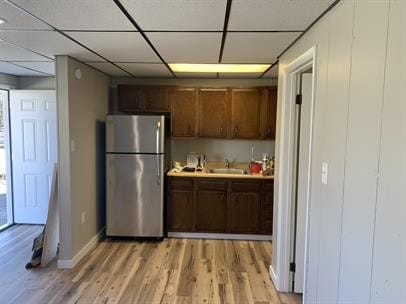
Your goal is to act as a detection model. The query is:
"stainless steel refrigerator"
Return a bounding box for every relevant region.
[106,115,169,237]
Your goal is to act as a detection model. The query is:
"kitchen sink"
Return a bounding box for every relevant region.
[208,168,249,175]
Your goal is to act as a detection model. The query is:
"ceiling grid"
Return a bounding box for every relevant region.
[0,0,338,78]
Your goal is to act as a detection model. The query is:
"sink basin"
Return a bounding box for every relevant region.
[208,168,249,175]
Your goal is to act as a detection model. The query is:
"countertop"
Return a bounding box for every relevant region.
[167,162,274,180]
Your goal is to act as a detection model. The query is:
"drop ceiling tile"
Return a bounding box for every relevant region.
[68,32,159,63]
[0,61,46,76]
[0,1,51,30]
[120,0,226,31]
[0,40,49,61]
[9,0,134,30]
[116,63,172,78]
[147,33,222,63]
[228,0,335,31]
[262,65,279,78]
[219,73,262,79]
[221,32,301,63]
[85,62,131,77]
[0,31,103,61]
[10,61,55,75]
[175,72,217,79]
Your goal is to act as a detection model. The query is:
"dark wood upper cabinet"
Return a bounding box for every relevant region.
[117,85,169,113]
[117,85,277,140]
[198,88,228,138]
[117,85,144,112]
[263,87,277,139]
[145,87,170,111]
[171,88,197,137]
[230,88,262,139]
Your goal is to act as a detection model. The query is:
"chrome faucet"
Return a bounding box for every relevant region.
[225,159,230,168]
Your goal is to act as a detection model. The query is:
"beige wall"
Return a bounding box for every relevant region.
[0,73,18,89]
[274,0,405,303]
[171,138,274,163]
[57,56,108,261]
[18,76,55,89]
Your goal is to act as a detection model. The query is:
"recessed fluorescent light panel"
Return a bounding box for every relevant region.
[169,63,271,73]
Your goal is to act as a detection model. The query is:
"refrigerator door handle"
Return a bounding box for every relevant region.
[156,155,161,185]
[156,121,161,185]
[156,121,161,154]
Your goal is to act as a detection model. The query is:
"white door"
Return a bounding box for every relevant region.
[294,73,313,293]
[10,90,57,224]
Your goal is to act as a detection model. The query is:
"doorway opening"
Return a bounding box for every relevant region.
[271,47,316,298]
[290,68,313,294]
[0,89,12,231]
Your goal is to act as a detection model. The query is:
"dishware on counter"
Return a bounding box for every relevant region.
[249,161,262,174]
[186,152,206,170]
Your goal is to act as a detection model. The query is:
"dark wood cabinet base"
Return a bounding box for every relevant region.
[168,177,273,235]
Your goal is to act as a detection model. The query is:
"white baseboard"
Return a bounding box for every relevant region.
[269,264,279,290]
[57,227,105,269]
[168,232,272,241]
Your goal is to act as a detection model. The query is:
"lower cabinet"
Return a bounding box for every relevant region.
[228,192,261,234]
[196,190,227,232]
[167,177,273,235]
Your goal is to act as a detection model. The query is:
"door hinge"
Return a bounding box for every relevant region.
[290,262,296,272]
[295,94,302,105]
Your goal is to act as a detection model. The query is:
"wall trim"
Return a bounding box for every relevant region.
[273,46,317,293]
[57,227,105,269]
[168,232,272,241]
[269,264,279,290]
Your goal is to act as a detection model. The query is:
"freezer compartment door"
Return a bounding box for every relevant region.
[106,154,164,237]
[106,115,165,154]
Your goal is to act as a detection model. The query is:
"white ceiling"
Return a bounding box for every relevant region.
[0,0,336,78]
[9,0,135,30]
[222,32,301,63]
[228,0,334,31]
[120,0,227,31]
[68,32,160,62]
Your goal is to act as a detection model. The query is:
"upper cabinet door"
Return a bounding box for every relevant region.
[117,85,145,112]
[230,88,261,139]
[145,87,170,112]
[198,88,228,138]
[117,85,170,113]
[263,87,277,139]
[171,88,197,137]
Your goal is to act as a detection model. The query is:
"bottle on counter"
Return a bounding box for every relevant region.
[262,153,270,172]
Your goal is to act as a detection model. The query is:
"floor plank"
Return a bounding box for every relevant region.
[0,225,302,304]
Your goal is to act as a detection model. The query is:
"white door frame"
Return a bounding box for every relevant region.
[271,47,316,295]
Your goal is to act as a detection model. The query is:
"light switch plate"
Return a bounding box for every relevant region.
[322,162,328,184]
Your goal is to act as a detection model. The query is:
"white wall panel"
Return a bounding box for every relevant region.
[338,2,389,302]
[370,1,406,303]
[315,1,354,302]
[275,0,405,303]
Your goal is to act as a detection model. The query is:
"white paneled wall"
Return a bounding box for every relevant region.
[275,0,406,303]
[370,1,406,302]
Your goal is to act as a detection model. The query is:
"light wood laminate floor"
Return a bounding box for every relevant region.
[0,225,302,304]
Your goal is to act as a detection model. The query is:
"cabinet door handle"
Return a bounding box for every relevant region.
[234,126,238,136]
[220,127,223,136]
[267,127,271,135]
